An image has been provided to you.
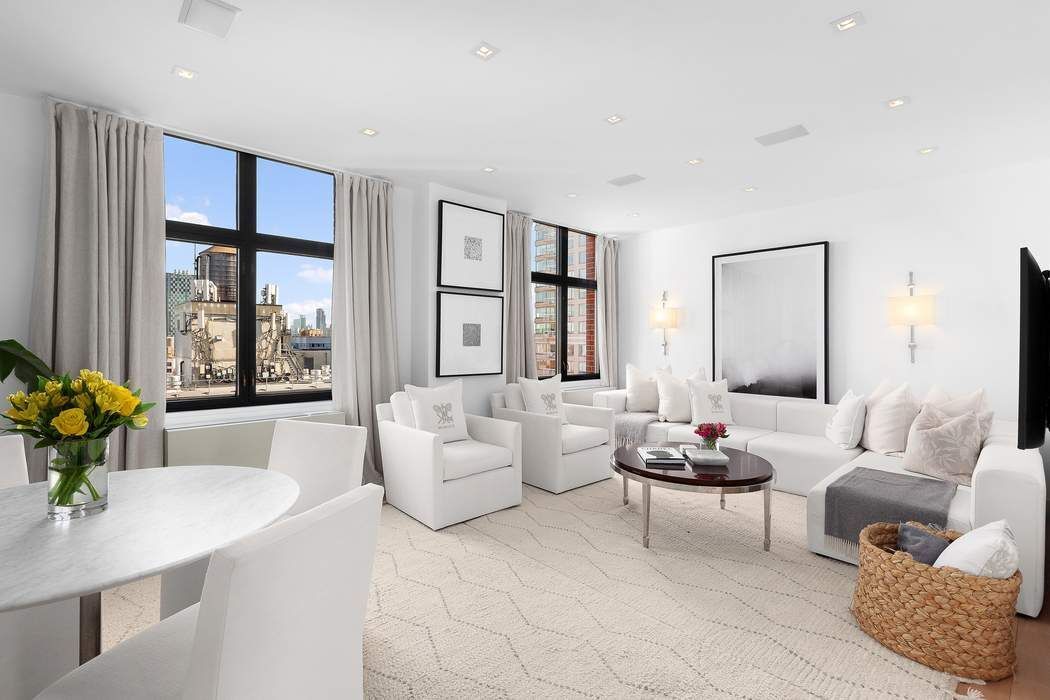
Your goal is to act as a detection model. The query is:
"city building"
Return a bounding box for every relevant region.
[164,270,193,336]
[315,307,326,332]
[195,245,237,302]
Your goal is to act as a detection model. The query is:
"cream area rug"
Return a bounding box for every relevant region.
[105,480,957,698]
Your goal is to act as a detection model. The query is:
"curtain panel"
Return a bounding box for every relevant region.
[597,236,620,388]
[504,210,536,382]
[332,173,400,485]
[28,101,165,480]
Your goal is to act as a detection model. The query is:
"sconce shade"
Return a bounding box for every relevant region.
[887,294,936,326]
[649,307,679,330]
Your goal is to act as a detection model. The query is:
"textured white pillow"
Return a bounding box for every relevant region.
[405,382,470,443]
[504,383,527,411]
[860,382,918,455]
[825,390,866,449]
[655,369,703,423]
[519,374,567,424]
[625,364,662,413]
[903,404,994,486]
[934,520,1019,579]
[924,386,987,417]
[687,377,734,425]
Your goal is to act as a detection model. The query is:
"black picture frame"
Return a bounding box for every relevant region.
[711,241,829,403]
[437,200,505,292]
[436,291,505,377]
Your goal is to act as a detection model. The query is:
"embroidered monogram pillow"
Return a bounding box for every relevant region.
[686,377,734,425]
[405,381,470,443]
[518,374,567,424]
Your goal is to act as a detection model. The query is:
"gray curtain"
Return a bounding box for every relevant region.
[597,236,620,388]
[504,210,536,382]
[332,173,400,485]
[27,101,165,481]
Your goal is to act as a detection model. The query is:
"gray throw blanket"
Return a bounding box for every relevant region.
[824,467,957,560]
[614,412,660,447]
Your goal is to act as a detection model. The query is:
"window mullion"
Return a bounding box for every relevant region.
[237,152,257,404]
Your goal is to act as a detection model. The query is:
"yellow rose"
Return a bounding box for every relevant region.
[29,392,50,409]
[95,387,122,414]
[79,369,107,392]
[73,394,93,411]
[50,394,70,408]
[107,385,139,417]
[51,408,89,437]
[7,391,28,410]
[71,378,85,393]
[44,380,63,395]
[5,403,39,422]
[131,414,149,428]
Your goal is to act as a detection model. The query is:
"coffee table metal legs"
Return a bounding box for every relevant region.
[763,487,771,552]
[641,483,651,548]
[79,593,101,664]
[623,474,629,505]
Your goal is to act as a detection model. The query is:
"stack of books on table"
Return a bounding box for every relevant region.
[636,446,685,466]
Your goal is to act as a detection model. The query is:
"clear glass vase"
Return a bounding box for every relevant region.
[701,438,720,451]
[47,437,109,520]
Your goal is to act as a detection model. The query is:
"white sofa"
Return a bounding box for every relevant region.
[490,387,615,494]
[593,388,1046,616]
[376,395,522,530]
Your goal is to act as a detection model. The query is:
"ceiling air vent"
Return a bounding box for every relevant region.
[755,124,810,147]
[178,0,241,39]
[608,173,646,187]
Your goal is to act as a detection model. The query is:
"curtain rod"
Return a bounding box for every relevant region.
[45,94,391,184]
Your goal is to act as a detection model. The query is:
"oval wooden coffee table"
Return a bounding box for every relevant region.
[611,443,774,550]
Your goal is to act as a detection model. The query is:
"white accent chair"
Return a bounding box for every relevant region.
[0,436,85,700]
[160,420,368,619]
[37,484,384,700]
[490,385,615,493]
[376,392,522,530]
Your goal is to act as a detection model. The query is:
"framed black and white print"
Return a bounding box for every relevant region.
[436,291,504,377]
[438,200,505,291]
[712,242,828,402]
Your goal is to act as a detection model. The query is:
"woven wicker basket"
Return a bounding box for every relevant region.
[851,522,1021,681]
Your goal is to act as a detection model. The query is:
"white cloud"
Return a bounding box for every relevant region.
[296,262,333,284]
[283,298,333,320]
[166,202,210,226]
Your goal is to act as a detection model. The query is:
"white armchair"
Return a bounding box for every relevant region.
[491,385,615,494]
[376,393,522,530]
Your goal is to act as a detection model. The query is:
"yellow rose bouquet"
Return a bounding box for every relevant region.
[2,368,155,518]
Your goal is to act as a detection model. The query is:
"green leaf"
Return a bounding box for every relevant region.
[0,340,55,386]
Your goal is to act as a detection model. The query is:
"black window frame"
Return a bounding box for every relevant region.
[164,135,335,412]
[530,222,600,381]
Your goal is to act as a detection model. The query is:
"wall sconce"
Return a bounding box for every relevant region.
[649,290,679,356]
[887,272,936,363]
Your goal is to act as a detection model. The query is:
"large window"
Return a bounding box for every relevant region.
[164,135,335,410]
[530,222,599,380]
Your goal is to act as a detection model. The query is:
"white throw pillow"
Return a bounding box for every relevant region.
[903,404,994,486]
[825,390,866,449]
[934,520,1020,579]
[860,382,918,455]
[687,377,734,425]
[389,391,416,427]
[405,382,470,443]
[504,383,527,411]
[924,386,987,417]
[655,369,703,423]
[519,374,567,424]
[625,364,663,413]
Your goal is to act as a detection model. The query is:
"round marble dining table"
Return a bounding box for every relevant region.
[0,464,299,696]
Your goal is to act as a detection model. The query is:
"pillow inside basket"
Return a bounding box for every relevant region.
[896,522,951,565]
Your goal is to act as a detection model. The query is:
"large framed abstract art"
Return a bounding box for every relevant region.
[438,200,505,292]
[711,242,828,402]
[436,291,504,377]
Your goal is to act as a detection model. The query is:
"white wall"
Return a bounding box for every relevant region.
[406,183,508,414]
[619,158,1050,420]
[0,92,46,399]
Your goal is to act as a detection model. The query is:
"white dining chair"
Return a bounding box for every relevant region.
[0,434,80,700]
[268,419,367,515]
[37,483,384,700]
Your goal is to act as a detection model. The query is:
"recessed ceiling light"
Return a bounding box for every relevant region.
[628,212,640,218]
[566,193,578,198]
[473,42,499,61]
[687,158,704,165]
[606,114,624,125]
[917,146,938,156]
[830,12,866,32]
[172,65,198,80]
[360,128,378,137]
[743,185,757,192]
[178,0,241,39]
[481,166,496,173]
[886,96,910,109]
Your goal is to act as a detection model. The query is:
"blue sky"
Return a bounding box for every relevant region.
[164,136,334,323]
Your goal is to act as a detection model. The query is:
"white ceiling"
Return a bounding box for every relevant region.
[3,1,1049,235]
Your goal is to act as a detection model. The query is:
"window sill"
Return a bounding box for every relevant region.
[164,400,338,430]
[561,379,609,391]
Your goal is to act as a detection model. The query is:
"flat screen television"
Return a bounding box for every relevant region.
[1018,247,1050,449]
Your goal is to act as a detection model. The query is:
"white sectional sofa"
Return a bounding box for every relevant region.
[592,388,1046,616]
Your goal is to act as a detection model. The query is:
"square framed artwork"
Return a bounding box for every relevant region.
[438,200,505,291]
[712,241,828,402]
[436,291,504,377]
